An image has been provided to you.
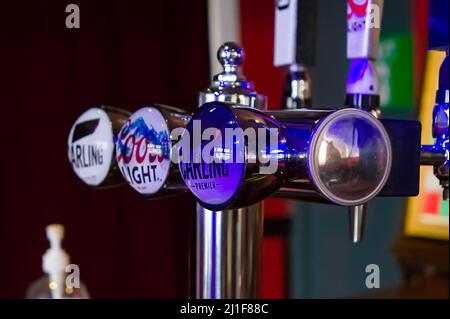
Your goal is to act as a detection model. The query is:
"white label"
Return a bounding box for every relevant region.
[68,108,114,186]
[274,0,298,67]
[347,0,383,59]
[115,107,171,195]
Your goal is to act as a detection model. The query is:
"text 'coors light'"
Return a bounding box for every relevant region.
[116,104,190,197]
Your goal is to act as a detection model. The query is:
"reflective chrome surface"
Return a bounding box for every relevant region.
[196,204,263,299]
[433,54,449,198]
[309,109,392,206]
[182,103,282,211]
[420,53,449,199]
[349,204,367,243]
[198,42,267,110]
[196,42,267,299]
[101,106,133,187]
[282,64,312,109]
[183,105,393,209]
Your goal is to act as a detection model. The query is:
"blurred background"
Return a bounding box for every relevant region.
[0,0,448,298]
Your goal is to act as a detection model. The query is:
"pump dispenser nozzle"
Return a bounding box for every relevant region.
[42,224,69,299]
[26,224,89,299]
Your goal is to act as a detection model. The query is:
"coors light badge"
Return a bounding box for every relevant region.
[347,0,383,59]
[115,107,172,196]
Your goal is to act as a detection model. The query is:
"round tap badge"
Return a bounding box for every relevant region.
[308,109,392,206]
[68,108,114,186]
[115,107,171,195]
[179,103,245,209]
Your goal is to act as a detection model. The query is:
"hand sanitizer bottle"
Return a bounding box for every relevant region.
[25,224,90,299]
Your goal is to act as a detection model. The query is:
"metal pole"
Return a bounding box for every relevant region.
[196,204,263,298]
[196,42,267,299]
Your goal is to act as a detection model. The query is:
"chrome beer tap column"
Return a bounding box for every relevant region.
[196,43,266,299]
[420,0,449,200]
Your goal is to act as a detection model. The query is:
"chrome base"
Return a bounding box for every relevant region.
[196,203,263,299]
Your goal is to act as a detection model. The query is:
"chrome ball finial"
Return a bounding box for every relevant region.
[199,42,266,109]
[217,42,245,68]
